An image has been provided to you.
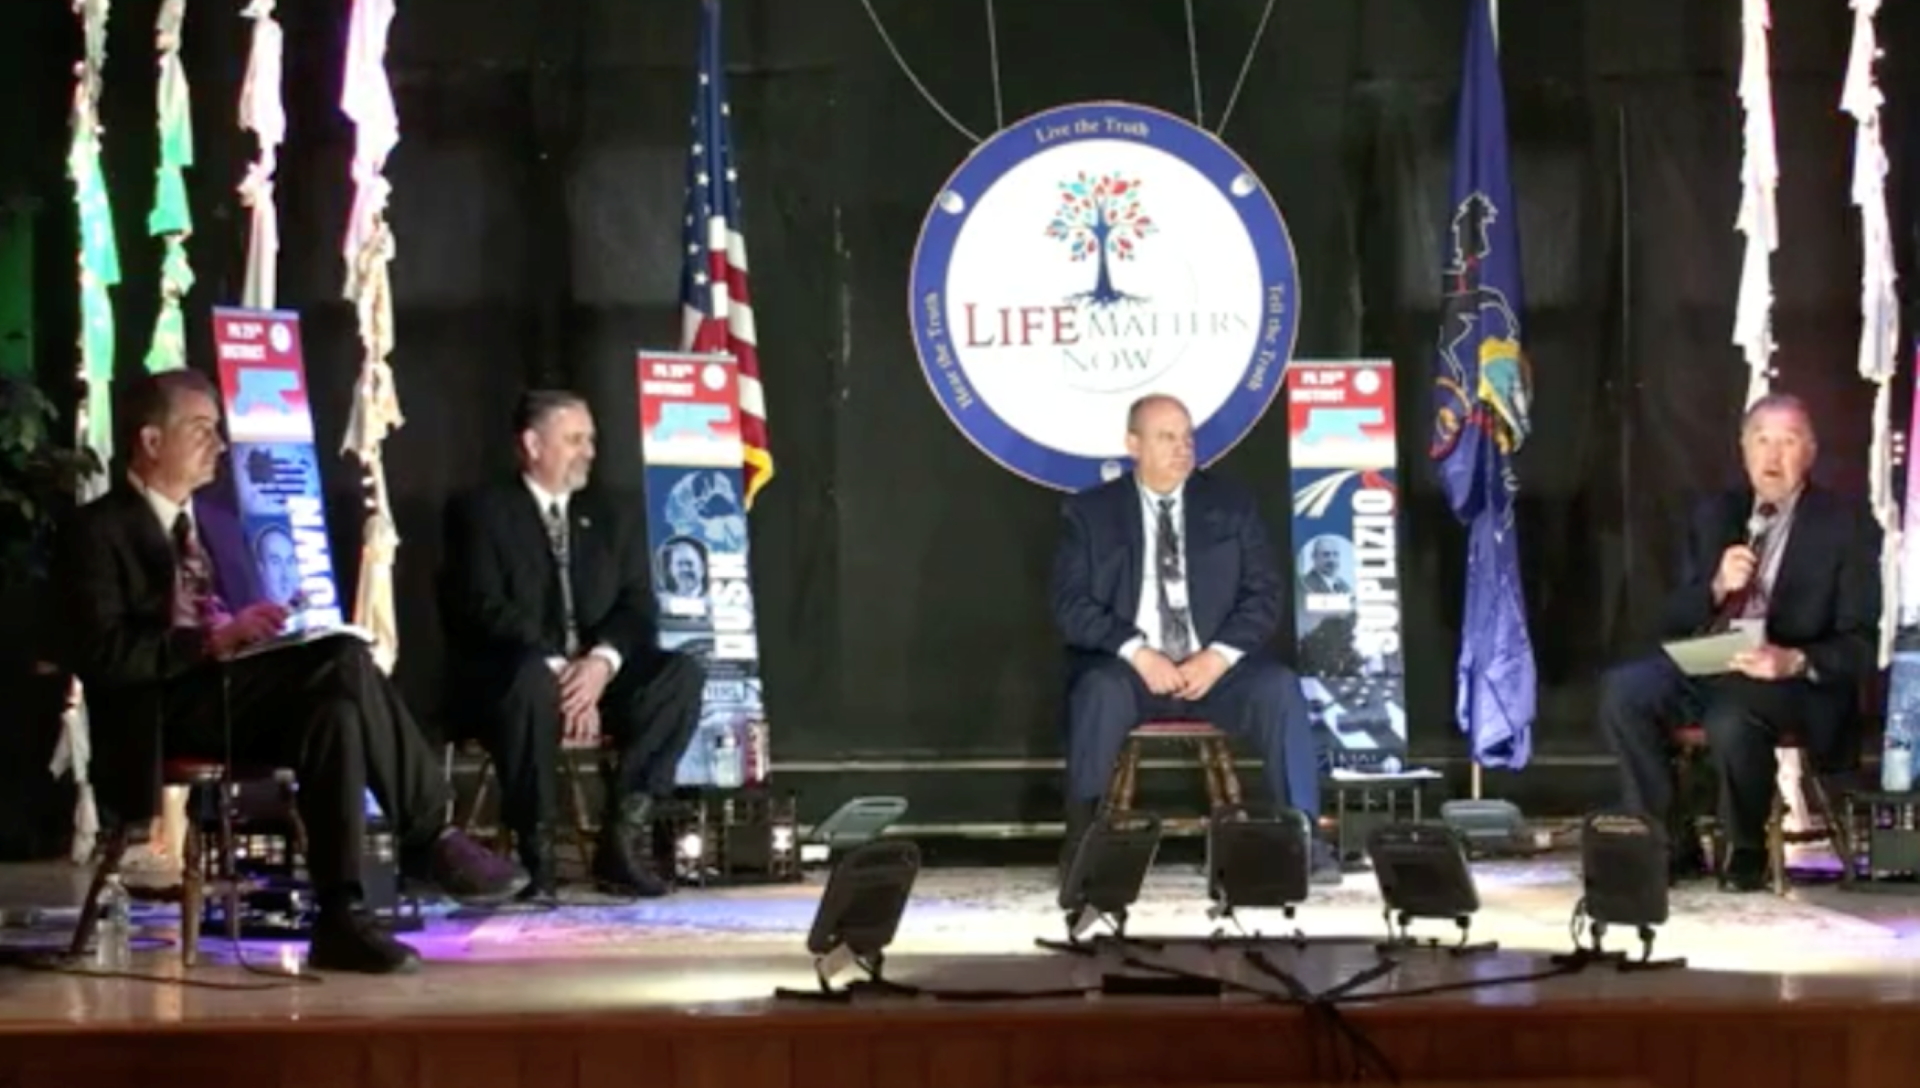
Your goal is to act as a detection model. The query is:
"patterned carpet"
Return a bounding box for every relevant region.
[437,856,1905,966]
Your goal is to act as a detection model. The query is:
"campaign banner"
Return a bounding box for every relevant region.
[637,350,769,788]
[209,307,346,633]
[1286,359,1408,773]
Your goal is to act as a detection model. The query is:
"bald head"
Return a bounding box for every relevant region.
[1125,394,1194,493]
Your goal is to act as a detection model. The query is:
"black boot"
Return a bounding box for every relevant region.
[592,795,670,898]
[515,823,558,903]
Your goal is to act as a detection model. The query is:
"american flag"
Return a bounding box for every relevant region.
[679,0,771,508]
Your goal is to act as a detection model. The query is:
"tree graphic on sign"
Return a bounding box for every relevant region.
[1044,171,1157,307]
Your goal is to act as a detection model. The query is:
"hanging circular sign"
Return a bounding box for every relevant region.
[908,100,1300,492]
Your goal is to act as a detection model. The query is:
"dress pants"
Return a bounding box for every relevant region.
[1597,653,1827,850]
[159,637,448,897]
[465,650,706,835]
[1065,655,1320,816]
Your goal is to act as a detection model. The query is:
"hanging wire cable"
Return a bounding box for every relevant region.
[1215,0,1279,138]
[857,0,982,144]
[983,0,1005,131]
[1182,0,1204,126]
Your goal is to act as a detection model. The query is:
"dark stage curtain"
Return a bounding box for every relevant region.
[6,0,1920,821]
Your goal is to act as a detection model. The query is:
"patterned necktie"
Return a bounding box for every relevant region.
[169,511,229,629]
[1154,498,1193,662]
[1738,503,1782,620]
[545,501,580,654]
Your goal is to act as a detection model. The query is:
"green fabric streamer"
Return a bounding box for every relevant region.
[68,0,121,467]
[145,0,194,374]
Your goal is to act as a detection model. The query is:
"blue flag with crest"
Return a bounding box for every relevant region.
[1429,0,1536,770]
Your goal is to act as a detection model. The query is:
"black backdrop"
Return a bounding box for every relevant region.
[4,0,1918,826]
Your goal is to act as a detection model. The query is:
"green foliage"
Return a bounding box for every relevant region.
[0,375,100,590]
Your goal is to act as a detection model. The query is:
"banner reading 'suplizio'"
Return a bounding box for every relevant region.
[637,350,770,788]
[1286,358,1409,774]
[210,307,345,633]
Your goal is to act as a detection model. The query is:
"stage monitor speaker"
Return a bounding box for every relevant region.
[1050,812,1161,946]
[801,796,907,865]
[803,838,920,985]
[1207,806,1311,933]
[1556,810,1684,971]
[1365,822,1493,954]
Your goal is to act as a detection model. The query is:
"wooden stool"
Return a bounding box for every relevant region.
[462,738,609,868]
[1103,720,1243,826]
[1670,724,1848,894]
[70,759,298,967]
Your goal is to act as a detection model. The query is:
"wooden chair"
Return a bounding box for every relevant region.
[1670,724,1850,895]
[461,737,610,867]
[69,758,299,967]
[1102,719,1243,828]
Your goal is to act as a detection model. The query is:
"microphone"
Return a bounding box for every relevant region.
[1745,502,1780,553]
[1709,501,1780,631]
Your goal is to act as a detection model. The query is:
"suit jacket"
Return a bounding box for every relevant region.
[1050,471,1283,669]
[49,483,254,824]
[1661,485,1881,760]
[438,480,660,670]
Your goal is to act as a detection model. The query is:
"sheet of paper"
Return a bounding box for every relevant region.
[229,624,373,662]
[1661,625,1763,677]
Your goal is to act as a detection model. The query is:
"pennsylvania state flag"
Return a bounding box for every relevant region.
[1429,0,1536,770]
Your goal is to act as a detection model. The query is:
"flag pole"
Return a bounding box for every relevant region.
[1469,0,1499,803]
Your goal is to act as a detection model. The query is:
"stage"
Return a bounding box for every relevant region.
[1,850,1917,1088]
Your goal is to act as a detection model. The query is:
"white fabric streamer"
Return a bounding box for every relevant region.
[1732,0,1778,409]
[238,0,284,309]
[340,0,404,672]
[1843,0,1900,665]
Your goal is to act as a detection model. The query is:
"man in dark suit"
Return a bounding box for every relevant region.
[1051,394,1335,878]
[440,391,705,899]
[54,369,519,974]
[1597,393,1880,891]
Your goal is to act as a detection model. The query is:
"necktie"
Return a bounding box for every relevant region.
[545,502,580,654]
[1154,498,1193,662]
[169,511,228,628]
[1738,504,1783,620]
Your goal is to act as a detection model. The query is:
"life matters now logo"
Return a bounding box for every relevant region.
[909,100,1301,492]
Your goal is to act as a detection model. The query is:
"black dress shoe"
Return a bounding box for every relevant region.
[515,825,558,902]
[1669,844,1711,885]
[1719,847,1768,892]
[307,909,422,974]
[592,796,670,898]
[1309,841,1344,885]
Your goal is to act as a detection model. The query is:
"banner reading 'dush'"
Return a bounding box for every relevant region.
[637,350,769,789]
[1287,358,1408,774]
[210,307,346,633]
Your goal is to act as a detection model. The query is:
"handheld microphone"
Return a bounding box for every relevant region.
[1709,501,1780,630]
[1745,502,1779,553]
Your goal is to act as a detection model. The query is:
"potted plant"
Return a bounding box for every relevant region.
[0,371,99,860]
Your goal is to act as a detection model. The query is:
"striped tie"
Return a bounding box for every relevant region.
[545,502,580,655]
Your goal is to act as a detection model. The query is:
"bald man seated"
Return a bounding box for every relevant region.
[1597,393,1880,892]
[1051,394,1339,882]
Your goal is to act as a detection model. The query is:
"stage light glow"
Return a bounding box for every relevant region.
[677,831,704,861]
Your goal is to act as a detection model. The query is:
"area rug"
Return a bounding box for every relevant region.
[446,857,1904,963]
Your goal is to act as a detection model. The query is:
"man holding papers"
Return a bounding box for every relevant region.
[1596,394,1880,890]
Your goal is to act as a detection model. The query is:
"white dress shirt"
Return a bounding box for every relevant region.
[525,476,623,676]
[1114,480,1246,670]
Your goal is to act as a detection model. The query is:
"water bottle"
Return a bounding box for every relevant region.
[1883,653,1918,793]
[709,727,744,790]
[95,874,131,972]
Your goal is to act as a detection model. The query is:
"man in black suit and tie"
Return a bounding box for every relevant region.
[441,391,705,899]
[54,369,520,974]
[1051,394,1336,879]
[1597,393,1880,891]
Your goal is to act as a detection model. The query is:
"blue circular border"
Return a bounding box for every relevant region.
[908,100,1301,493]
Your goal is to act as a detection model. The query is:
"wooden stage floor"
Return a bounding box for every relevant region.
[1,852,1917,1088]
